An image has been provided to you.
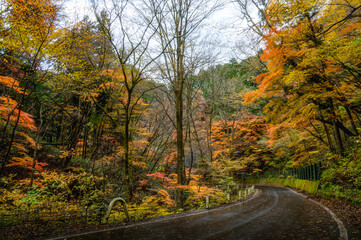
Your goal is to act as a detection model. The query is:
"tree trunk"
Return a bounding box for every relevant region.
[30,103,42,188]
[345,105,359,136]
[320,109,336,153]
[175,86,186,207]
[208,110,213,162]
[124,110,133,202]
[330,102,344,156]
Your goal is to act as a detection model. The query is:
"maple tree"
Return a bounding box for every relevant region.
[0,75,41,175]
[244,0,361,173]
[210,115,269,183]
[0,0,60,176]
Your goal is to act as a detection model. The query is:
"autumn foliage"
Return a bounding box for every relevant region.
[1,0,361,238]
[244,0,361,185]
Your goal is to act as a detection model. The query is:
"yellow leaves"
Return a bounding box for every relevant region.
[3,0,59,59]
[282,69,308,85]
[308,150,320,155]
[127,195,172,220]
[266,0,323,29]
[59,150,72,159]
[8,155,34,170]
[132,160,147,169]
[185,184,219,201]
[9,0,58,33]
[17,132,37,149]
[156,189,175,207]
[212,150,224,160]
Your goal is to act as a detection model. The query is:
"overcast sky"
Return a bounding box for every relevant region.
[62,0,256,64]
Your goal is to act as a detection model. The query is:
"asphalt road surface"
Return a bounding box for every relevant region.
[54,186,342,240]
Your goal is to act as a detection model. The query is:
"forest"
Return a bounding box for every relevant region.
[0,0,361,238]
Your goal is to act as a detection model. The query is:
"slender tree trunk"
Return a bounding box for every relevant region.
[330,101,344,156]
[320,109,336,153]
[124,108,133,202]
[345,106,359,136]
[30,103,42,188]
[333,120,344,156]
[62,104,89,168]
[0,107,21,176]
[83,126,88,158]
[190,113,203,156]
[175,86,186,207]
[91,121,104,175]
[0,75,31,176]
[208,109,213,162]
[187,116,194,183]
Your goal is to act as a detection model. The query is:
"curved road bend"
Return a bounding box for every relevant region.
[53,186,341,240]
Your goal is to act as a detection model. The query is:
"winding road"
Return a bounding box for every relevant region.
[53,186,344,240]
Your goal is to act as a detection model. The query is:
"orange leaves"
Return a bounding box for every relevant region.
[0,96,37,131]
[7,154,47,173]
[138,179,148,188]
[163,151,177,165]
[242,0,361,166]
[143,171,222,209]
[146,172,173,184]
[243,27,310,104]
[252,168,262,173]
[340,22,361,36]
[0,74,39,176]
[211,116,266,151]
[155,189,175,207]
[243,69,284,104]
[185,184,219,201]
[7,155,34,170]
[0,76,25,94]
[16,132,37,149]
[132,161,147,169]
[212,150,224,160]
[100,69,126,91]
[209,115,267,177]
[34,162,48,172]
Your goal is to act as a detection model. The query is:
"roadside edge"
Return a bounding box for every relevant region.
[47,189,261,240]
[287,187,348,240]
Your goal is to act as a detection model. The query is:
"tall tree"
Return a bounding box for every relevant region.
[0,0,60,176]
[244,0,361,164]
[147,0,223,208]
[91,1,163,202]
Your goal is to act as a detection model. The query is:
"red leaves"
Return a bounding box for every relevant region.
[0,96,37,131]
[7,156,47,173]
